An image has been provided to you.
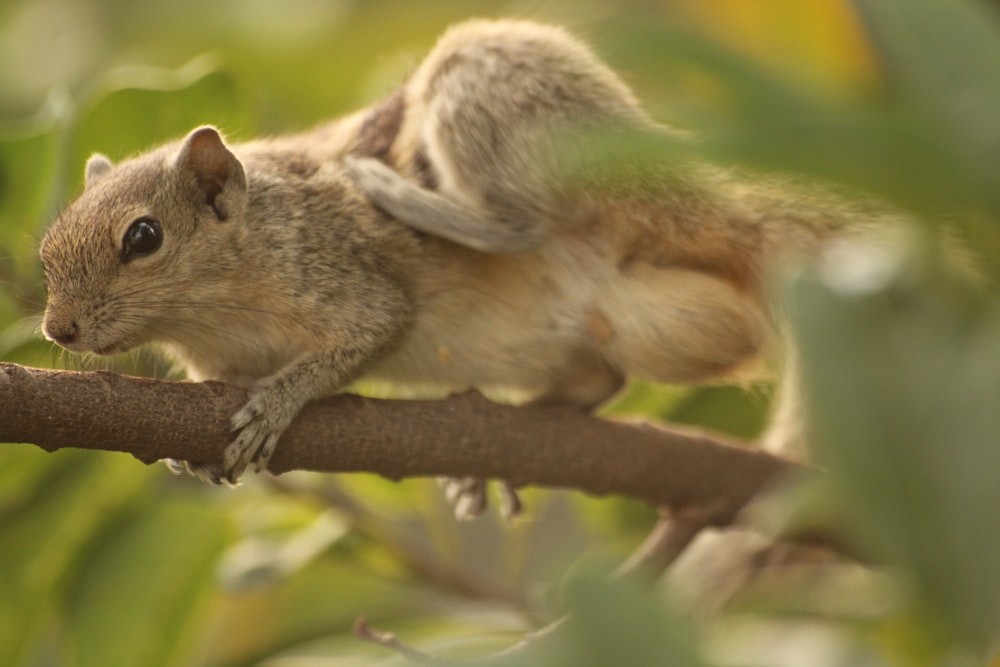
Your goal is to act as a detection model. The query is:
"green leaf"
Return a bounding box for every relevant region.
[70,57,254,181]
[786,236,1000,651]
[853,0,1000,216]
[65,497,231,667]
[665,385,771,440]
[604,23,984,223]
[542,573,703,667]
[0,128,63,269]
[0,450,151,667]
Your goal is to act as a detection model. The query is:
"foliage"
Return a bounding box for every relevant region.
[1,0,999,665]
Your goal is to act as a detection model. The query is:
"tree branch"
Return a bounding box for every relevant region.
[353,617,441,664]
[615,506,726,579]
[0,362,802,525]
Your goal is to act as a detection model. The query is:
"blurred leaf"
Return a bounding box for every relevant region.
[71,56,254,173]
[665,385,771,440]
[0,127,63,270]
[853,0,1000,216]
[0,449,151,666]
[203,552,452,666]
[670,0,880,94]
[531,572,702,667]
[219,510,349,591]
[602,19,992,233]
[705,617,892,667]
[65,496,231,667]
[0,317,46,363]
[603,380,687,419]
[787,235,1000,652]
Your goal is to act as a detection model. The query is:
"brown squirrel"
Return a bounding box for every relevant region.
[39,19,869,516]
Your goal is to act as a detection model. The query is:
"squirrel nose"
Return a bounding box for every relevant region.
[46,320,80,345]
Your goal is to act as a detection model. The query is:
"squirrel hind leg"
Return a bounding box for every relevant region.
[437,351,622,522]
[601,265,767,386]
[526,348,626,412]
[163,458,239,487]
[438,477,524,522]
[344,155,545,254]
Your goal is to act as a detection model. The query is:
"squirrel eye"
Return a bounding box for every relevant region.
[122,216,162,262]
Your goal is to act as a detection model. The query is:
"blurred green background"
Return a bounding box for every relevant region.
[2,0,1000,665]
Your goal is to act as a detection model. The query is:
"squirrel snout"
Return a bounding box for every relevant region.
[43,317,80,346]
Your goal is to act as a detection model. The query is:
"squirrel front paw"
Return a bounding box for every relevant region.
[223,383,299,484]
[162,383,303,486]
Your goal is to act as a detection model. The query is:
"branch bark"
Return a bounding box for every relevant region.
[0,362,802,525]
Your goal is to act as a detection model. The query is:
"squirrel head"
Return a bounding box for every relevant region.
[40,126,248,355]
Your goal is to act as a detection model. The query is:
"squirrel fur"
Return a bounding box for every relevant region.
[39,19,870,503]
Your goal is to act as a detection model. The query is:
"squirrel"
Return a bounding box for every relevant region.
[39,19,871,517]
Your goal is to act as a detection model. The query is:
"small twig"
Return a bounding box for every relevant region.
[472,615,568,666]
[266,477,535,618]
[354,617,444,664]
[615,502,729,579]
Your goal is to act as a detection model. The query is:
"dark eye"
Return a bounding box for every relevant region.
[122,216,162,262]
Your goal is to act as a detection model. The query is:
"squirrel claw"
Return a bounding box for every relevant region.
[225,421,279,479]
[162,458,240,487]
[223,386,293,482]
[437,477,524,521]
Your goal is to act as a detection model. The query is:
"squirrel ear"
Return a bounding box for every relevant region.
[175,126,247,220]
[84,153,114,189]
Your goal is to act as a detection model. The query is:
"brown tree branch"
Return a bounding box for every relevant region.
[0,362,802,525]
[614,505,727,579]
